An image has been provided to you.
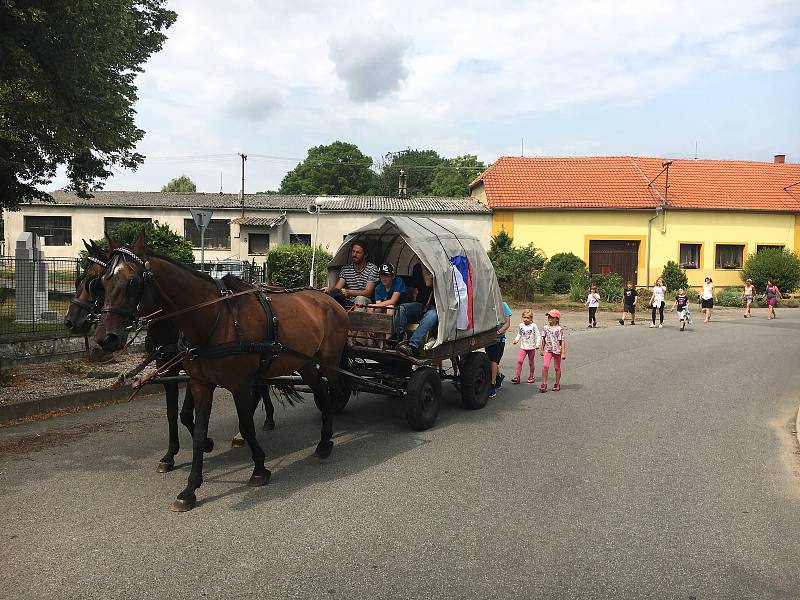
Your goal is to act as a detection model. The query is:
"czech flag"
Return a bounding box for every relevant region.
[450,255,473,330]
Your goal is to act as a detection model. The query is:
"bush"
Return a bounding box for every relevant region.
[86,220,195,263]
[660,260,688,292]
[488,230,545,301]
[568,270,591,302]
[539,252,586,294]
[569,270,624,303]
[715,287,743,307]
[267,244,332,288]
[740,248,800,293]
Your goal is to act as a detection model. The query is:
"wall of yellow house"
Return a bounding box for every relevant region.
[492,211,515,237]
[511,210,796,288]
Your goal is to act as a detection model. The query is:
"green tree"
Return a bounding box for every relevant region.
[279,141,377,195]
[429,155,486,197]
[161,175,197,192]
[267,244,332,288]
[89,220,194,263]
[1,1,177,208]
[660,260,688,292]
[741,248,800,292]
[488,230,545,301]
[539,253,586,295]
[375,149,444,197]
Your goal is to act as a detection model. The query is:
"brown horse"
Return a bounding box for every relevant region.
[94,234,350,511]
[64,240,107,335]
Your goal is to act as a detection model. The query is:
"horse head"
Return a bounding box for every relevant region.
[94,232,150,352]
[65,239,109,333]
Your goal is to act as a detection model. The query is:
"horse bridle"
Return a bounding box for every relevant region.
[69,256,107,321]
[100,247,151,322]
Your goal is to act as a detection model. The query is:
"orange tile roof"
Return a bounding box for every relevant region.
[470,156,800,212]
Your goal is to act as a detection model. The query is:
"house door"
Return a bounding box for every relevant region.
[589,240,640,284]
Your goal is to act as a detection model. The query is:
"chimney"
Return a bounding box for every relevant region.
[774,154,786,164]
[398,169,408,198]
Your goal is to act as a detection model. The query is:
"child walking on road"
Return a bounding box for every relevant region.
[619,281,638,325]
[511,309,541,384]
[672,287,692,331]
[539,309,566,393]
[585,286,600,328]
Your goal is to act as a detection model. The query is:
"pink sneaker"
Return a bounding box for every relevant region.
[526,377,535,384]
[553,384,561,392]
[511,377,520,384]
[539,384,547,393]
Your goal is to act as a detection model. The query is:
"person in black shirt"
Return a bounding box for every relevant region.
[618,280,638,325]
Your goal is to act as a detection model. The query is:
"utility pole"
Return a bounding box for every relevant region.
[239,153,247,218]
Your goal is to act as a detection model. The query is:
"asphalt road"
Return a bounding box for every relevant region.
[1,307,799,599]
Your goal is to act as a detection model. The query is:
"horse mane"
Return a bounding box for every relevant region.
[146,250,218,285]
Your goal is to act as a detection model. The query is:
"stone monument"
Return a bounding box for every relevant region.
[15,232,49,322]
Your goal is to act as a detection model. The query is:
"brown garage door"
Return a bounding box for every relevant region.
[589,240,639,284]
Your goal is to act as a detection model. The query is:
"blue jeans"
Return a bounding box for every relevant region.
[408,306,438,348]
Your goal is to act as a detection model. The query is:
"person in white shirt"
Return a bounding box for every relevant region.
[511,309,541,384]
[648,278,667,328]
[585,286,600,328]
[701,276,714,322]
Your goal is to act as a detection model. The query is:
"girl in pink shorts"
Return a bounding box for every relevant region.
[539,309,566,392]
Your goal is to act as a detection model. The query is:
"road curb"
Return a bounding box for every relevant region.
[796,404,800,450]
[0,384,163,423]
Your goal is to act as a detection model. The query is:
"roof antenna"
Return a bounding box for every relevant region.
[219,171,223,195]
[521,137,524,157]
[694,141,699,160]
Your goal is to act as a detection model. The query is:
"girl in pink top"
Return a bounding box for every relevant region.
[539,309,566,393]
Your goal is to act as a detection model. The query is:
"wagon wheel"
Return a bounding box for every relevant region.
[459,351,491,410]
[405,367,441,431]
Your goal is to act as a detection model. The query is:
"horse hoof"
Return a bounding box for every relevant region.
[170,495,197,512]
[231,437,245,448]
[315,441,334,459]
[204,438,215,453]
[157,461,174,473]
[263,420,275,431]
[248,470,271,487]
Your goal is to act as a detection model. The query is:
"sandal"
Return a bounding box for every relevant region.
[539,384,547,393]
[511,377,520,384]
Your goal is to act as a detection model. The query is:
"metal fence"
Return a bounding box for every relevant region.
[0,256,269,340]
[0,256,81,339]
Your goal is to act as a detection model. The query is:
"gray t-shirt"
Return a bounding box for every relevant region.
[339,262,379,293]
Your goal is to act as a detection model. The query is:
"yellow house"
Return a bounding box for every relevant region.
[470,155,800,288]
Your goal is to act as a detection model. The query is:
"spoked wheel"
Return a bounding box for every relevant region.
[459,351,491,410]
[405,367,441,431]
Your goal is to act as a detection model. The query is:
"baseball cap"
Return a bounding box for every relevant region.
[546,309,561,318]
[379,262,395,275]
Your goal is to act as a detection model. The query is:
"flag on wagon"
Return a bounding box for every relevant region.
[450,255,473,330]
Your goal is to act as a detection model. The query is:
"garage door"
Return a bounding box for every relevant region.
[589,240,639,284]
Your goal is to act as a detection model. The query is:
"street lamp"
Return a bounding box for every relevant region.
[307,197,326,287]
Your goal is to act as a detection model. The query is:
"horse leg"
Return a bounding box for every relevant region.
[171,380,214,512]
[180,383,214,453]
[300,364,334,459]
[233,386,270,487]
[261,386,275,431]
[157,382,180,473]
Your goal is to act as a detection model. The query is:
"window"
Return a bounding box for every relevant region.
[290,234,311,246]
[715,244,744,269]
[679,244,701,269]
[248,233,269,255]
[104,217,151,234]
[757,244,784,253]
[24,216,72,245]
[184,219,230,249]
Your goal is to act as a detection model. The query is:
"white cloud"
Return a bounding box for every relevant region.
[47,0,800,192]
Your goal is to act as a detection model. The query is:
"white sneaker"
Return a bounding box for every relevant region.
[658,324,663,328]
[649,324,655,328]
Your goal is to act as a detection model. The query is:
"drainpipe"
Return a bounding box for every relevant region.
[646,205,664,286]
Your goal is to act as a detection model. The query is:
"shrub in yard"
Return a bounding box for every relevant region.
[569,270,624,303]
[267,244,331,288]
[715,287,743,307]
[660,260,688,292]
[740,248,800,293]
[539,252,586,294]
[488,230,545,300]
[568,270,591,302]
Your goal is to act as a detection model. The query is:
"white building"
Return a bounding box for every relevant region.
[3,191,493,261]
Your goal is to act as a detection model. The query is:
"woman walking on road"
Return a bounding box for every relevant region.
[743,279,755,318]
[701,277,714,322]
[649,278,667,328]
[765,280,781,319]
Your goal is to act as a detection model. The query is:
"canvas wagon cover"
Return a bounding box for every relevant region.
[328,216,505,348]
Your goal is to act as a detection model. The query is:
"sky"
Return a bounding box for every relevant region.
[52,0,800,194]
